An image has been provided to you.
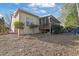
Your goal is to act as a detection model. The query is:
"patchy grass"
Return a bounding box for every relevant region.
[0,33,79,56]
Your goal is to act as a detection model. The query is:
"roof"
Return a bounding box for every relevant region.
[13,8,39,18]
[40,15,60,23]
[50,15,60,23]
[13,9,60,23]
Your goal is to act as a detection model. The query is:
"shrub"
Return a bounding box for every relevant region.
[65,26,75,32]
[52,25,64,34]
[14,21,24,39]
[14,21,24,29]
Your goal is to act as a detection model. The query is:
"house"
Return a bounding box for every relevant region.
[39,15,60,33]
[11,9,60,34]
[11,9,39,34]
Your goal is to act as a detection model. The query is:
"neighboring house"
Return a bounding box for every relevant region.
[11,9,60,34]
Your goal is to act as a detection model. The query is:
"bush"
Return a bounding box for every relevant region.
[65,26,74,32]
[14,21,24,38]
[14,21,24,29]
[52,25,64,34]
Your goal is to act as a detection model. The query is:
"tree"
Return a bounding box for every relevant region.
[0,17,5,24]
[14,21,24,39]
[65,11,77,28]
[0,17,8,33]
[76,3,79,26]
[60,3,78,28]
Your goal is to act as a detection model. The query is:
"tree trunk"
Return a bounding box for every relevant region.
[76,3,79,26]
[18,29,20,39]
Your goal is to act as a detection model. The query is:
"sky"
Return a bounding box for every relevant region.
[0,3,64,24]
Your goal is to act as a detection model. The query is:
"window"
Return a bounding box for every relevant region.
[45,17,49,24]
[26,17,33,26]
[26,20,33,26]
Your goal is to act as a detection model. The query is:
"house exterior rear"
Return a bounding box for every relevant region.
[11,9,60,34]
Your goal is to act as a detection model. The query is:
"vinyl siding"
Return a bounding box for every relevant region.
[18,11,39,34]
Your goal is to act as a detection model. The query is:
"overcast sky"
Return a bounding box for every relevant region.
[0,3,64,24]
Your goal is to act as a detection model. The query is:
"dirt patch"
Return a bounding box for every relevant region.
[0,33,79,56]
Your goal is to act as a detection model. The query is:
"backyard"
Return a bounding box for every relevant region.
[0,33,79,56]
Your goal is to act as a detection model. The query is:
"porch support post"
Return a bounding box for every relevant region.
[48,16,52,34]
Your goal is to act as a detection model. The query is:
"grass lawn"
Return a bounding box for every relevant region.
[0,33,79,56]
